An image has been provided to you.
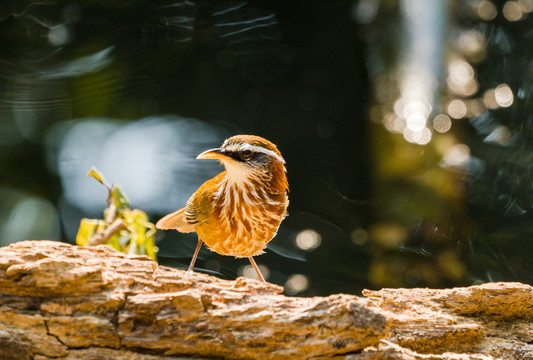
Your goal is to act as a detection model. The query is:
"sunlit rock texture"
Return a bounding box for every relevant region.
[0,240,531,359]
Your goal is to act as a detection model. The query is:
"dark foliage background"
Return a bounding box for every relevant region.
[1,0,532,295]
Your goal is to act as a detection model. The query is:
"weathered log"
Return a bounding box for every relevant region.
[0,240,531,359]
[0,241,385,359]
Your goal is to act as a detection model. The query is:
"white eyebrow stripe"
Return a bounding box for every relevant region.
[240,143,285,164]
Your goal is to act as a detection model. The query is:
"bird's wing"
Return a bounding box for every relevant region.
[155,207,196,233]
[186,171,227,225]
[157,171,226,233]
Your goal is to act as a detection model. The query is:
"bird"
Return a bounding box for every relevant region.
[156,135,289,282]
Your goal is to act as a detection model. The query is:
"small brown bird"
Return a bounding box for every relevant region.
[156,135,289,282]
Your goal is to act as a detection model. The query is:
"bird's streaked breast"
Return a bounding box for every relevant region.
[195,172,288,257]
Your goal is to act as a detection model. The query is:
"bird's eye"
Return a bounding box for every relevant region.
[241,150,252,160]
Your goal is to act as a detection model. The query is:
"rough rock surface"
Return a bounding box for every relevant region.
[0,241,531,359]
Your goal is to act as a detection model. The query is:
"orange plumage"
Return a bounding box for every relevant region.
[156,135,289,281]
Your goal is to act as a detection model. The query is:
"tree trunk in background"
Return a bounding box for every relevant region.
[0,241,531,359]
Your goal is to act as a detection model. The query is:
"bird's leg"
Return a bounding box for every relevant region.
[188,238,203,272]
[248,257,266,282]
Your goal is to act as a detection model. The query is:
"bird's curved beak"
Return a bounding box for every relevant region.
[196,148,227,160]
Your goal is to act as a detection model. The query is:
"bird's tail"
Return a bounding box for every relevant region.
[156,208,196,233]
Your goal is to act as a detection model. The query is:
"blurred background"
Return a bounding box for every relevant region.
[1,0,533,296]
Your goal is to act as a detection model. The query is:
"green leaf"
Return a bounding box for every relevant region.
[111,185,130,211]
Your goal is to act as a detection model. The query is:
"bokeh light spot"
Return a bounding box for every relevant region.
[351,228,369,245]
[403,127,432,145]
[457,30,487,60]
[370,223,407,248]
[284,274,309,295]
[240,264,270,281]
[352,0,379,24]
[468,98,487,116]
[503,1,523,21]
[449,59,474,82]
[383,113,406,134]
[447,99,467,119]
[433,114,452,133]
[519,0,533,12]
[483,88,499,109]
[443,144,470,167]
[48,24,69,46]
[0,193,61,246]
[494,83,514,107]
[403,99,432,119]
[406,113,427,132]
[447,58,478,96]
[477,1,498,20]
[295,229,322,251]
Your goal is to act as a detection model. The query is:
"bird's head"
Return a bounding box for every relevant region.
[197,135,287,186]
